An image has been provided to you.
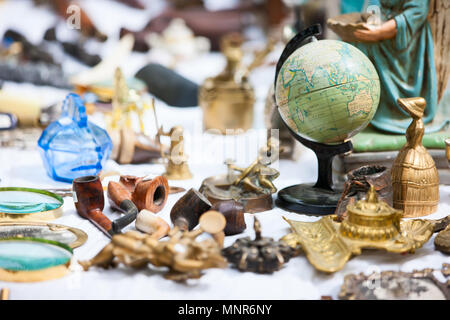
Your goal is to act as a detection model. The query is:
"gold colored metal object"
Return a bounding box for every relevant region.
[79,217,227,281]
[281,187,434,273]
[339,264,450,300]
[199,34,274,134]
[200,142,280,212]
[107,68,162,164]
[391,97,439,217]
[0,222,87,249]
[0,288,9,300]
[157,125,192,180]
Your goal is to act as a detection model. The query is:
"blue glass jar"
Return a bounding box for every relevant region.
[38,93,112,183]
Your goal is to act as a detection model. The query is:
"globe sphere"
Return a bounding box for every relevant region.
[275,40,380,144]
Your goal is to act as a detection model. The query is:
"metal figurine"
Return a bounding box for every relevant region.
[222,217,295,274]
[200,141,280,213]
[79,211,227,281]
[157,125,193,180]
[391,97,439,217]
[339,264,450,300]
[282,187,434,273]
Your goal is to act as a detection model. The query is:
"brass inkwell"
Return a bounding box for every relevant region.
[282,187,434,273]
[199,34,273,134]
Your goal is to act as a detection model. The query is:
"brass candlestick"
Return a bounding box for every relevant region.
[391,97,439,217]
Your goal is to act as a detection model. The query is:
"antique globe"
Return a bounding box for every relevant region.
[275,39,380,144]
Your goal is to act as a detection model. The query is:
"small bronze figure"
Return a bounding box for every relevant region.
[222,217,295,274]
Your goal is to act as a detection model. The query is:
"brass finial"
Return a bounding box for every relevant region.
[365,185,378,204]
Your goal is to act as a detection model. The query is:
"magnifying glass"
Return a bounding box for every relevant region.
[0,238,72,282]
[0,187,64,221]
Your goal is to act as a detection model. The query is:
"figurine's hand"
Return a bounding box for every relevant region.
[352,19,397,43]
[353,26,384,42]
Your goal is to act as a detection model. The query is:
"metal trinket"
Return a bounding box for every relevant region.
[79,211,227,281]
[281,187,434,273]
[200,141,280,213]
[222,217,295,274]
[339,264,450,300]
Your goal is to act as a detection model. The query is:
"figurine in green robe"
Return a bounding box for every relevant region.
[350,0,448,134]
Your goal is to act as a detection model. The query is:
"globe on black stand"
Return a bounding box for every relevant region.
[273,24,379,215]
[276,120,353,215]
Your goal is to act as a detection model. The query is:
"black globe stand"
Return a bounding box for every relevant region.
[275,122,353,215]
[274,24,353,215]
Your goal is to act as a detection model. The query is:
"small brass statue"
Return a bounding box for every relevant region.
[79,212,227,281]
[157,125,192,180]
[282,187,434,273]
[200,141,280,212]
[391,97,439,217]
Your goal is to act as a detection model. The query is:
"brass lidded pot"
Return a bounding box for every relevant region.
[199,34,255,134]
[340,186,402,242]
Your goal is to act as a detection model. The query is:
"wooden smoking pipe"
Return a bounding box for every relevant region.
[110,175,170,212]
[170,188,212,231]
[211,200,246,236]
[107,175,169,232]
[72,175,116,238]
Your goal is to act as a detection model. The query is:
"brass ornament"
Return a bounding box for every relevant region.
[200,142,280,213]
[222,217,295,274]
[391,97,439,217]
[199,34,273,134]
[79,211,227,281]
[435,225,450,254]
[339,264,450,300]
[281,187,434,273]
[157,125,193,180]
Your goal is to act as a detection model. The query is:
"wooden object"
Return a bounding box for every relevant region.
[199,210,226,248]
[170,188,212,231]
[211,200,246,235]
[72,176,115,238]
[391,97,439,217]
[108,175,169,213]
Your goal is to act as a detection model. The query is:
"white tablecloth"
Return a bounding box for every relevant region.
[0,0,449,300]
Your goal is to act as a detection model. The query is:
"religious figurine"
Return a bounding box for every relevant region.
[332,0,449,134]
[391,97,439,217]
[157,125,193,180]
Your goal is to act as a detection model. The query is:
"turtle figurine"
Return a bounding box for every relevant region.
[222,216,294,274]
